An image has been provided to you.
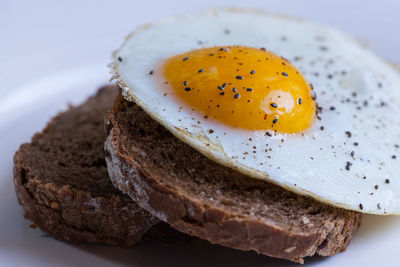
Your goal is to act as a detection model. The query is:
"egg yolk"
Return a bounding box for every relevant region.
[163,46,316,133]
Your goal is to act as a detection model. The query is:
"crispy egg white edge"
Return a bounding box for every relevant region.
[109,8,400,215]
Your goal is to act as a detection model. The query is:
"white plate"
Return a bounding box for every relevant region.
[1,64,400,267]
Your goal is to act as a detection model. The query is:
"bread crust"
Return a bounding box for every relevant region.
[13,157,158,246]
[105,95,361,263]
[13,86,160,246]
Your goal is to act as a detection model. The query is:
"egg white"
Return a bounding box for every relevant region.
[112,9,400,215]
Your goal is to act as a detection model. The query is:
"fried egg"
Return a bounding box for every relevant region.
[111,9,400,215]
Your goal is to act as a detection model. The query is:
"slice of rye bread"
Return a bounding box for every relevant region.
[105,93,362,263]
[13,85,174,246]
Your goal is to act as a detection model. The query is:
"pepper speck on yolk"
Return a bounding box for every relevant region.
[163,46,316,133]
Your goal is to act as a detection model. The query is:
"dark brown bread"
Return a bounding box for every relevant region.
[105,93,361,263]
[13,85,164,246]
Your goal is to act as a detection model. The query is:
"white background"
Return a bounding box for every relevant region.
[1,0,400,266]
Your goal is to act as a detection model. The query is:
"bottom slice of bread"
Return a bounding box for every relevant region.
[13,85,166,246]
[105,93,361,263]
